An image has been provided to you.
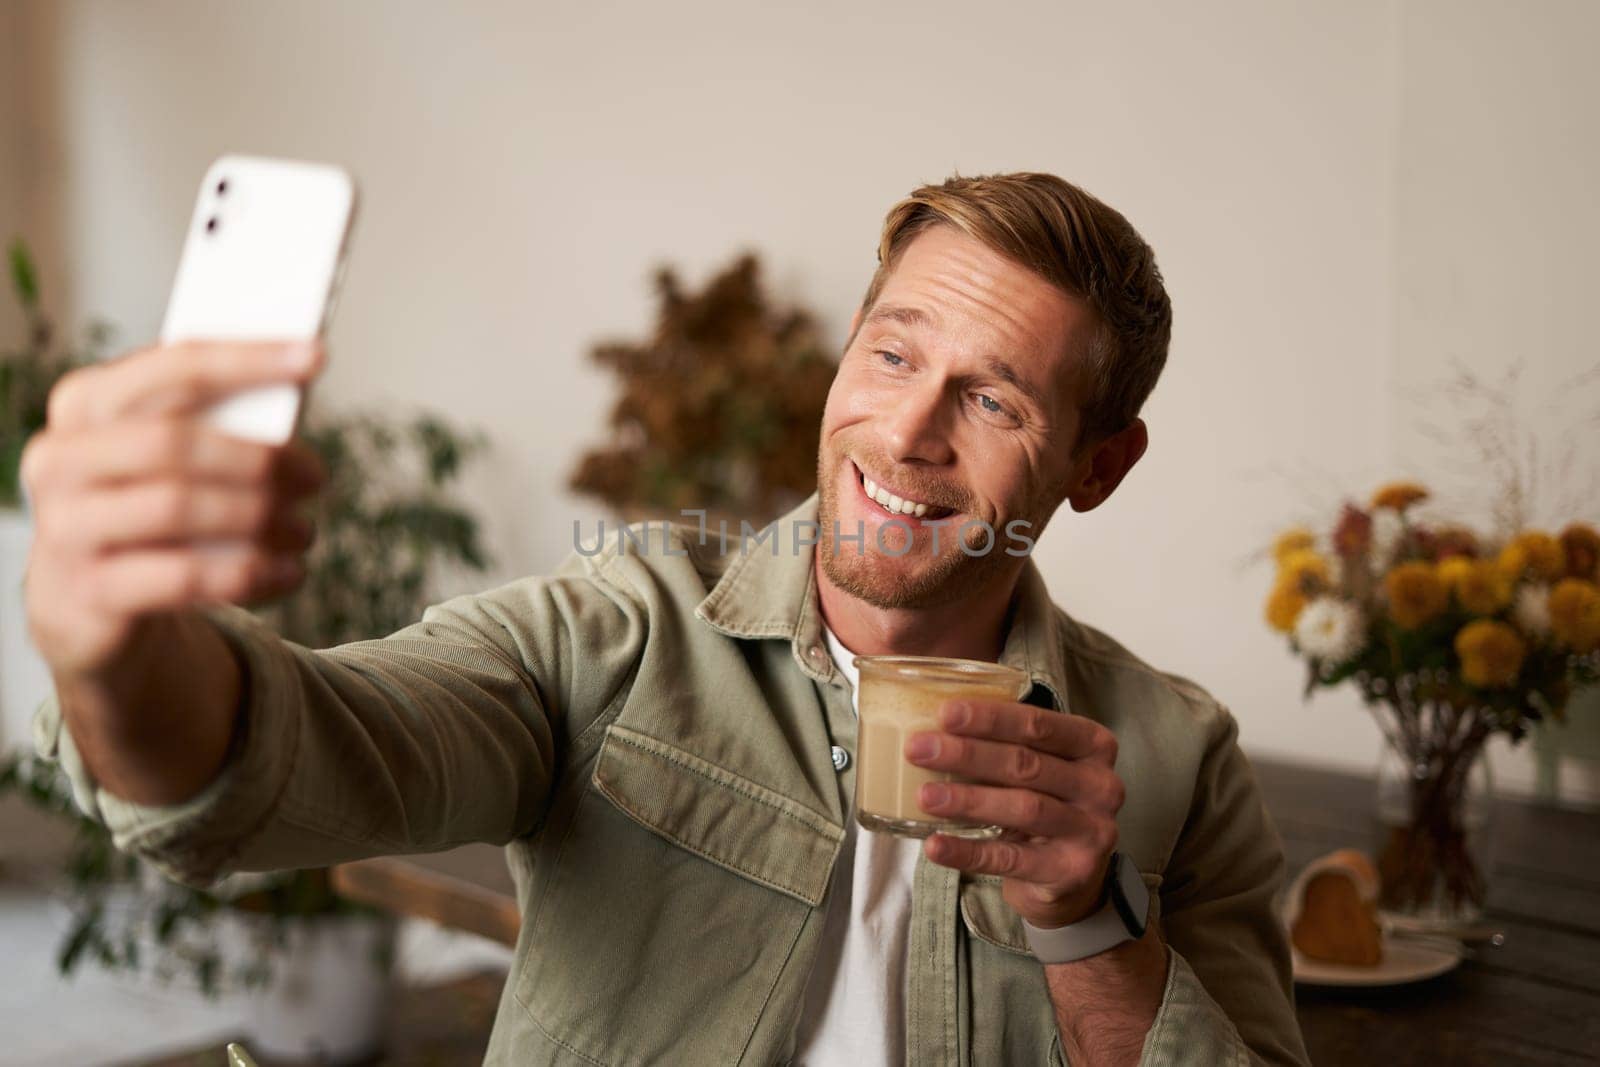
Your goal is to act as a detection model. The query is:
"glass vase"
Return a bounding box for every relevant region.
[1373,736,1494,933]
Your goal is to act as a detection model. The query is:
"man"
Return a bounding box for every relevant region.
[25,172,1309,1065]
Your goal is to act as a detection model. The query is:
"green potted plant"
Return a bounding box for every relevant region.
[0,239,493,1062]
[229,406,491,1062]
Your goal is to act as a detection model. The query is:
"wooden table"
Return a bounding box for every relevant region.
[1256,759,1600,1065]
[332,757,1600,1065]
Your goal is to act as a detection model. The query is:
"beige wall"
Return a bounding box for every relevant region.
[7,1,1595,794]
[2,3,65,335]
[0,3,31,342]
[1392,0,1600,502]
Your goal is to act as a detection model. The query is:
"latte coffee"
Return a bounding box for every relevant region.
[851,655,1031,839]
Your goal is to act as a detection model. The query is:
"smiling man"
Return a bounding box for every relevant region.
[27,172,1308,1065]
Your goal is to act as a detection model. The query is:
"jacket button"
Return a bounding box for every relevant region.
[808,644,828,666]
[831,745,850,771]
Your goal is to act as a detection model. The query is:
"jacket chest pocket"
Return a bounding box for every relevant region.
[515,723,844,1066]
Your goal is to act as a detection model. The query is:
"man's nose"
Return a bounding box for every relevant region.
[883,381,954,466]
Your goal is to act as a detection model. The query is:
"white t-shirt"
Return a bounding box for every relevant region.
[790,626,924,1066]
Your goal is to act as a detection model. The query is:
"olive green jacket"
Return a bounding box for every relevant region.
[35,496,1309,1066]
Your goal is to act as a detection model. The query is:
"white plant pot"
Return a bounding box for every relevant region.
[0,509,53,754]
[245,912,397,1065]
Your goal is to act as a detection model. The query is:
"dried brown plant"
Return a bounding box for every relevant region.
[569,252,837,522]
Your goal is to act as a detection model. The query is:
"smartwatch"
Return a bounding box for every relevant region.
[1021,852,1149,964]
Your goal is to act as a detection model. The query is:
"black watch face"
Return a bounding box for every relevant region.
[1109,854,1148,937]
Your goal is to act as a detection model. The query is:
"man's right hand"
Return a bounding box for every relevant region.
[21,339,326,682]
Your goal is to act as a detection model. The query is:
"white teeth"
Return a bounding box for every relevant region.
[860,466,935,517]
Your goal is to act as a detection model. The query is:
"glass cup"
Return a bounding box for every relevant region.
[851,655,1031,839]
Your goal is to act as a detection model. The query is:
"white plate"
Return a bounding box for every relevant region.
[1291,938,1462,987]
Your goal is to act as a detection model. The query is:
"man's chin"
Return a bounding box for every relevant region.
[818,543,970,611]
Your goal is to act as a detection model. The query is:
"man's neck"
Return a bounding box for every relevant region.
[813,549,1023,662]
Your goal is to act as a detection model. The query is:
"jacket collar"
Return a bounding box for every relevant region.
[694,494,1069,711]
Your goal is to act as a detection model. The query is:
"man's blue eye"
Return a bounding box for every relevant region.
[879,351,904,366]
[977,394,1004,414]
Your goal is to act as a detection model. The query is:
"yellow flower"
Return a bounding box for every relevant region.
[1385,561,1448,629]
[1498,530,1565,583]
[1371,482,1430,511]
[1278,548,1333,593]
[1549,578,1600,653]
[1272,527,1317,565]
[1265,578,1309,634]
[1455,620,1527,688]
[1438,556,1473,588]
[1442,557,1512,615]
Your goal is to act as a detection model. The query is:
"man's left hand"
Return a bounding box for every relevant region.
[904,699,1124,929]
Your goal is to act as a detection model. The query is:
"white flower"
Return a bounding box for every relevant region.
[1514,583,1551,637]
[1295,596,1366,664]
[1369,507,1405,571]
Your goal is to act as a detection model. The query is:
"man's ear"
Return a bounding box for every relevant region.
[1064,418,1150,514]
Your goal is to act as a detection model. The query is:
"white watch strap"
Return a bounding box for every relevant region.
[1021,853,1147,964]
[1022,901,1132,964]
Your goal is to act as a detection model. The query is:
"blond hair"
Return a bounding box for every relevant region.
[857,172,1172,451]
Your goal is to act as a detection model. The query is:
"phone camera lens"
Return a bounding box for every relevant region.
[205,216,219,234]
[215,178,228,195]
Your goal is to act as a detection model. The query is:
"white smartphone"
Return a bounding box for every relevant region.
[160,154,358,444]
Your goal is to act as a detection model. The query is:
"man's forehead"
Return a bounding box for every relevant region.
[868,228,1092,355]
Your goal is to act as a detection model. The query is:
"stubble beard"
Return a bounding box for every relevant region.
[814,447,1035,611]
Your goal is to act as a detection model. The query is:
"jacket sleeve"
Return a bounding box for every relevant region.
[1140,711,1311,1067]
[31,550,648,888]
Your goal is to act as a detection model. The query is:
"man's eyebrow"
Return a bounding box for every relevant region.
[984,356,1049,411]
[862,303,938,330]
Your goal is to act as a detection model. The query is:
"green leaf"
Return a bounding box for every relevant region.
[154,898,182,942]
[1318,657,1365,689]
[197,953,220,998]
[58,904,105,976]
[8,238,38,310]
